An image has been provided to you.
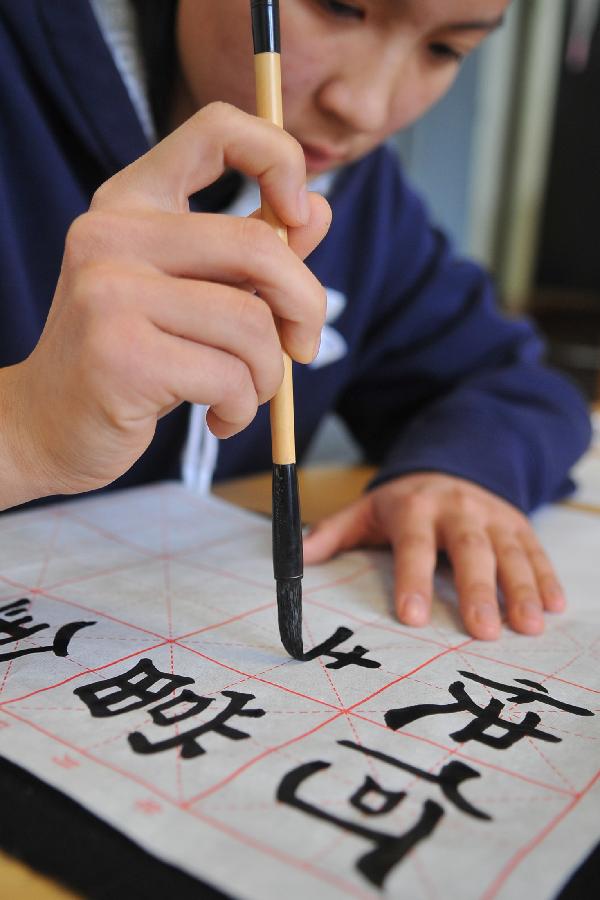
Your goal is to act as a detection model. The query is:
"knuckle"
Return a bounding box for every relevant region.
[90,176,122,210]
[453,530,489,553]
[75,263,127,314]
[236,293,275,341]
[499,541,527,564]
[528,547,551,572]
[399,492,434,519]
[235,296,283,400]
[63,214,100,269]
[63,211,124,270]
[465,581,495,602]
[400,533,434,556]
[199,100,237,127]
[451,488,479,517]
[512,585,540,606]
[224,355,255,409]
[283,131,309,169]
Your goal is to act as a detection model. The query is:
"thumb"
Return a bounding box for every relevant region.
[303,496,376,564]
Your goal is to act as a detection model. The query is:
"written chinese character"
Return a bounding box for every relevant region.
[278,739,489,888]
[457,672,594,716]
[74,657,194,717]
[129,689,266,758]
[0,598,95,662]
[302,627,381,670]
[385,670,593,749]
[74,658,266,759]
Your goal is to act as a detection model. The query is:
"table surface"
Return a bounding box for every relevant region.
[2,447,599,897]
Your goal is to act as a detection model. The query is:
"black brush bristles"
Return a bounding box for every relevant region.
[276,579,303,659]
[272,463,303,658]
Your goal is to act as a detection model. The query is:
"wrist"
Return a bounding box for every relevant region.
[0,363,55,511]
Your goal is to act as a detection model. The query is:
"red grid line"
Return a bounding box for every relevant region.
[1,705,187,808]
[0,642,167,706]
[184,804,375,900]
[483,768,600,899]
[305,595,454,651]
[183,711,344,807]
[0,484,599,898]
[0,620,597,896]
[459,648,600,696]
[175,601,274,641]
[303,562,378,597]
[172,642,342,713]
[348,712,576,798]
[0,691,376,899]
[0,574,168,642]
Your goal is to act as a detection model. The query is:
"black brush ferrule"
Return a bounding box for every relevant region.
[251,0,280,54]
[272,463,303,581]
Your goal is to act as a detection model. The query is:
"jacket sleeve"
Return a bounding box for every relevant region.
[334,159,591,513]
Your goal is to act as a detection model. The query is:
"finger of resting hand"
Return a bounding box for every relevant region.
[303,498,375,565]
[391,519,437,628]
[442,517,501,640]
[492,530,545,635]
[93,103,310,227]
[70,210,326,364]
[521,533,566,612]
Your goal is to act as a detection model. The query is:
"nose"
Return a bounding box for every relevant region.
[317,45,403,135]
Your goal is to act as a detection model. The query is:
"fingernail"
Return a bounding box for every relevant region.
[297,186,310,222]
[520,601,543,626]
[545,589,566,612]
[473,604,500,639]
[474,604,498,624]
[401,594,428,626]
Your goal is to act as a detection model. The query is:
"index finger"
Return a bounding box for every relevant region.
[92,102,309,227]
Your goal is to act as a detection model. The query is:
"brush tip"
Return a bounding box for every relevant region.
[277,579,303,659]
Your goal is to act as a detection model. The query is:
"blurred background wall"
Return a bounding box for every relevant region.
[305,0,600,465]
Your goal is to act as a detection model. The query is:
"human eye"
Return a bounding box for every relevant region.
[428,42,465,64]
[316,0,365,20]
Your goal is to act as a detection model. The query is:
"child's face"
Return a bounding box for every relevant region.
[176,0,510,175]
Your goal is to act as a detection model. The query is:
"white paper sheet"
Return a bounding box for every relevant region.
[0,464,598,900]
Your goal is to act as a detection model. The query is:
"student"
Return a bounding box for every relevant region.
[0,0,591,641]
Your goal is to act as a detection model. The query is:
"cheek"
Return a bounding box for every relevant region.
[281,51,324,118]
[389,70,458,134]
[176,1,257,113]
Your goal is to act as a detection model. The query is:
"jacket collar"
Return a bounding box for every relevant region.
[37,0,149,174]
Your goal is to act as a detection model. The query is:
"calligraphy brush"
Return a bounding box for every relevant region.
[250,0,303,660]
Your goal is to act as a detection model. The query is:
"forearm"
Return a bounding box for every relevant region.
[368,364,592,512]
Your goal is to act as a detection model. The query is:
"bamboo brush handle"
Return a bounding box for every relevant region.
[254,52,296,466]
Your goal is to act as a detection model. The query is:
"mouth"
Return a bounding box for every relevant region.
[300,142,348,174]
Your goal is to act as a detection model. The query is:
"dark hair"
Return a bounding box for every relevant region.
[130,0,178,136]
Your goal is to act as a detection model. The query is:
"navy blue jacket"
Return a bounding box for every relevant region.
[0,0,591,512]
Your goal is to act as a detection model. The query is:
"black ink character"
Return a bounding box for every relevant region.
[385,670,593,749]
[456,672,594,717]
[74,658,194,717]
[302,627,381,670]
[0,598,95,662]
[277,740,490,888]
[74,659,266,759]
[129,689,266,758]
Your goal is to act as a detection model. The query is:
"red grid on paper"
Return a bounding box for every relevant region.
[0,484,599,900]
